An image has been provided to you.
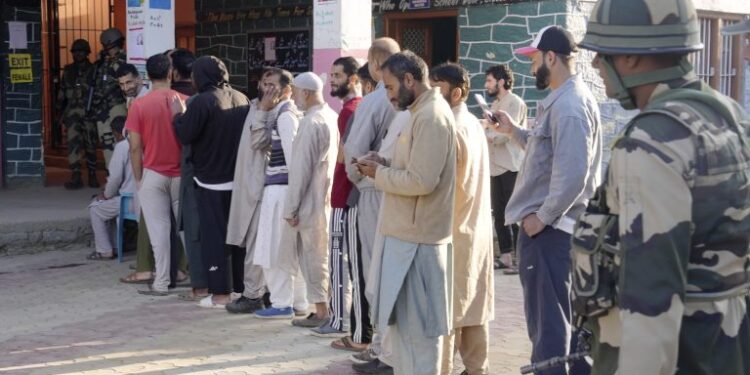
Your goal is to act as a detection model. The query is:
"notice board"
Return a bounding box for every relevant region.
[247,28,311,98]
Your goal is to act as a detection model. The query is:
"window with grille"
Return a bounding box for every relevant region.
[688,13,746,101]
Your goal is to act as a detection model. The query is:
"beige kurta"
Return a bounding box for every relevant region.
[487,91,527,176]
[283,102,339,302]
[226,99,265,248]
[451,103,495,328]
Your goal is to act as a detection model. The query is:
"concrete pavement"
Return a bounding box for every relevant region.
[0,248,531,375]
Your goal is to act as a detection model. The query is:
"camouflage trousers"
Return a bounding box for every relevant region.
[96,103,127,166]
[66,119,98,173]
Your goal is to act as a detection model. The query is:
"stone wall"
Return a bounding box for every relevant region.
[459,0,567,117]
[193,0,311,93]
[1,3,44,185]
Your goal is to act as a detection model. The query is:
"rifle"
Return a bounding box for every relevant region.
[520,328,592,374]
[520,351,589,374]
[86,51,106,114]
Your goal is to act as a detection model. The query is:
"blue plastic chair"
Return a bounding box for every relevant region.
[116,192,139,263]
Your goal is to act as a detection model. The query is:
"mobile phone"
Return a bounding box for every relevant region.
[474,94,498,123]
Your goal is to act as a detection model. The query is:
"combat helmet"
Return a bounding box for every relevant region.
[100,28,124,48]
[70,39,91,54]
[579,0,703,109]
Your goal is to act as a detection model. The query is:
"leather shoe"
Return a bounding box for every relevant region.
[352,359,393,375]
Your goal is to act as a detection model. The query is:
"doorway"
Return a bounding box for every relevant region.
[384,9,458,68]
[42,0,114,185]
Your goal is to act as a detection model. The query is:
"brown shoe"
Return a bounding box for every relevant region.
[292,313,327,328]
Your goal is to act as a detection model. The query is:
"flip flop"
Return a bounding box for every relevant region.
[330,337,367,353]
[119,273,154,284]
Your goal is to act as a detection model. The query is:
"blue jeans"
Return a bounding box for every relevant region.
[518,227,590,375]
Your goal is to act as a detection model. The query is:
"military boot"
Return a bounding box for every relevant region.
[64,171,83,190]
[88,169,100,188]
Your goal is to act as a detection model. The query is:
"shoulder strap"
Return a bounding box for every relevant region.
[633,83,748,145]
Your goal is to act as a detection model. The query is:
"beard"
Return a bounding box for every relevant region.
[329,83,350,99]
[486,84,499,98]
[394,85,416,110]
[535,62,551,90]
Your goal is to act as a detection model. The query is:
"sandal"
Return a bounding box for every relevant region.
[86,251,115,261]
[137,285,170,296]
[330,337,367,353]
[178,290,209,301]
[119,272,153,284]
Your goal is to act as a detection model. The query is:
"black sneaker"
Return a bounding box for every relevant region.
[225,296,264,314]
[352,359,393,375]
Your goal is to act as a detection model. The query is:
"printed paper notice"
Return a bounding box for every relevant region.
[8,22,27,49]
[264,37,277,61]
[10,68,33,83]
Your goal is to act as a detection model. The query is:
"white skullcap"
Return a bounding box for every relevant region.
[292,72,324,92]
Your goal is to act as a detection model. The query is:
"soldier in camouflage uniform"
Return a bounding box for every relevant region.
[89,28,127,166]
[570,0,750,374]
[57,39,97,189]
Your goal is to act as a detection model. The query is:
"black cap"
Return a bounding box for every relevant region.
[515,25,578,57]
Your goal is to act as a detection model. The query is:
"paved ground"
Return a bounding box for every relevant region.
[0,186,94,226]
[0,248,531,375]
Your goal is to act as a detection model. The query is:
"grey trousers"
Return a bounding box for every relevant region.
[139,169,181,292]
[89,196,120,253]
[356,189,381,275]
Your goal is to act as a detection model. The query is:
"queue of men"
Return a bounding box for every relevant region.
[72,0,750,373]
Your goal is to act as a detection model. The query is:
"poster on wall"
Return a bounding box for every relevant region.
[247,29,311,98]
[313,0,340,49]
[126,1,146,63]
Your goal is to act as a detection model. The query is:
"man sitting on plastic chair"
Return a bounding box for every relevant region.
[87,116,137,260]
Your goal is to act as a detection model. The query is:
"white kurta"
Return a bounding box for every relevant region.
[251,101,299,269]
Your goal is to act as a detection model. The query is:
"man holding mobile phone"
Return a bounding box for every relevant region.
[489,26,601,375]
[482,64,528,273]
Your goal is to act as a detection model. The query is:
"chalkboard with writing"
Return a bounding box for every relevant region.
[247,28,311,99]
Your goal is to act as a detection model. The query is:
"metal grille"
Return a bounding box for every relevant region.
[57,0,113,67]
[401,28,426,56]
[690,17,713,84]
[719,20,737,96]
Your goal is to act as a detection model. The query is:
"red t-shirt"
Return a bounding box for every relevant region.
[125,89,186,177]
[331,97,362,208]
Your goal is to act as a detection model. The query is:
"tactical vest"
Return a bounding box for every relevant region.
[571,82,750,323]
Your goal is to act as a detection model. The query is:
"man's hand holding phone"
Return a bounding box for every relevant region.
[474,94,516,135]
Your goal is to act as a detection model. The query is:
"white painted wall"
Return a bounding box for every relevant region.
[693,0,750,15]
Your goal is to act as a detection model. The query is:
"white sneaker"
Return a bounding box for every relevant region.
[198,295,226,309]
